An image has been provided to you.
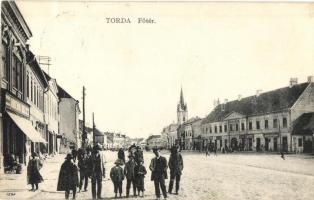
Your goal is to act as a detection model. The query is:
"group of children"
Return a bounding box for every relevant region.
[110,154,147,198]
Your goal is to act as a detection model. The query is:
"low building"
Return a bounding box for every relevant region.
[94,128,107,149]
[146,135,165,150]
[161,123,178,149]
[201,77,314,153]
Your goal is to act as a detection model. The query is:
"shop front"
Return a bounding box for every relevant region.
[3,92,47,170]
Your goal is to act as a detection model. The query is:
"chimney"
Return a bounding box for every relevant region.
[289,77,298,87]
[256,90,262,97]
[308,76,314,83]
[238,95,242,101]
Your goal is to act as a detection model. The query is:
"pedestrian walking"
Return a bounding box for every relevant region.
[124,155,137,197]
[27,152,43,191]
[205,145,210,157]
[134,158,147,197]
[110,159,125,198]
[281,151,285,160]
[118,148,125,164]
[149,148,168,200]
[72,147,78,163]
[91,144,106,199]
[57,154,79,200]
[168,146,183,195]
[78,149,90,192]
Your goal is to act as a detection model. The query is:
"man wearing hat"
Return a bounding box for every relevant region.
[168,146,183,195]
[91,143,106,199]
[124,154,137,197]
[149,148,168,200]
[57,154,79,199]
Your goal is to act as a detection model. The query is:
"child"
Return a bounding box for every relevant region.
[134,158,147,197]
[57,154,79,200]
[110,159,124,198]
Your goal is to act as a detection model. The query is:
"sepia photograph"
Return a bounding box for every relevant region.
[0,1,314,200]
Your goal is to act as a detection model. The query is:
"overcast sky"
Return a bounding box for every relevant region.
[17,1,314,138]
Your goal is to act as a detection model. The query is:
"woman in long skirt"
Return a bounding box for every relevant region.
[27,152,43,191]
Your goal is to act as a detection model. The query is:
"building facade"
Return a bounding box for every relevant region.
[201,78,314,153]
[58,85,81,153]
[1,1,46,172]
[178,117,202,150]
[43,72,60,155]
[161,123,178,149]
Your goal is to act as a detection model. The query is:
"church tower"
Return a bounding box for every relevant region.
[177,87,188,125]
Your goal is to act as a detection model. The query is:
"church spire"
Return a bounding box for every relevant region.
[180,86,184,106]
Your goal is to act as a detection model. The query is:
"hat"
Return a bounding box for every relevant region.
[32,152,38,157]
[65,153,73,160]
[152,147,160,153]
[114,159,123,165]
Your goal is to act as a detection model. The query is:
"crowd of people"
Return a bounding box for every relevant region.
[25,144,184,200]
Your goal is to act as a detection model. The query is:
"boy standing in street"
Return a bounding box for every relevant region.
[124,155,137,197]
[135,158,147,197]
[110,159,125,198]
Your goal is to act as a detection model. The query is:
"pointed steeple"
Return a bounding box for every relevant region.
[177,86,187,112]
[180,86,184,106]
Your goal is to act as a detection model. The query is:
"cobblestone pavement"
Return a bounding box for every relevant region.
[1,151,314,200]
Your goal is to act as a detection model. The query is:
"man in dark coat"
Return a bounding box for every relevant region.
[168,146,184,195]
[57,154,79,199]
[78,149,90,192]
[149,148,168,200]
[91,144,106,199]
[118,148,125,164]
[124,155,137,197]
[27,152,43,191]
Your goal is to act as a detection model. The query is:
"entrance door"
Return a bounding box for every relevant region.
[265,138,270,151]
[231,138,238,150]
[282,137,288,152]
[256,138,261,151]
[248,138,253,151]
[274,138,278,151]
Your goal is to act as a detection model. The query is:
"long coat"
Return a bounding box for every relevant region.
[91,152,106,177]
[149,156,168,181]
[27,158,43,184]
[168,153,184,176]
[57,160,79,191]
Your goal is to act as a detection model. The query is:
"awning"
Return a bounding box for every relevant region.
[7,112,47,143]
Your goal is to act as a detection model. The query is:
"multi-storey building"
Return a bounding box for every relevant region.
[201,77,314,153]
[57,85,81,153]
[0,1,46,172]
[161,123,178,149]
[178,117,202,150]
[25,49,49,156]
[43,71,60,155]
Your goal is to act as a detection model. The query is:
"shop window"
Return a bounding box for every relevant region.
[298,138,302,147]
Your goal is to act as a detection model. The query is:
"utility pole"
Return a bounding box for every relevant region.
[92,112,95,146]
[82,86,86,148]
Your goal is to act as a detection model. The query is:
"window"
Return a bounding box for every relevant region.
[283,117,287,128]
[256,121,260,130]
[12,55,17,88]
[219,125,222,133]
[209,126,212,133]
[224,124,227,132]
[273,119,278,128]
[27,73,29,98]
[214,126,217,133]
[249,122,252,130]
[241,123,245,131]
[229,124,233,131]
[298,138,302,147]
[16,59,22,91]
[183,117,185,122]
[265,120,269,129]
[206,127,208,133]
[31,78,33,101]
[236,124,239,131]
[2,43,9,81]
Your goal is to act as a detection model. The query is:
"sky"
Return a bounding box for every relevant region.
[16,1,314,138]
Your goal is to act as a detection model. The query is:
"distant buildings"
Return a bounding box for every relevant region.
[146,135,165,149]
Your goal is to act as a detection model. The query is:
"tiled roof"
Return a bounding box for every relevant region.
[202,82,310,124]
[292,113,314,135]
[57,84,74,99]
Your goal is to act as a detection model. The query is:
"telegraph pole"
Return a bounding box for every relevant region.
[92,112,95,146]
[82,86,86,147]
